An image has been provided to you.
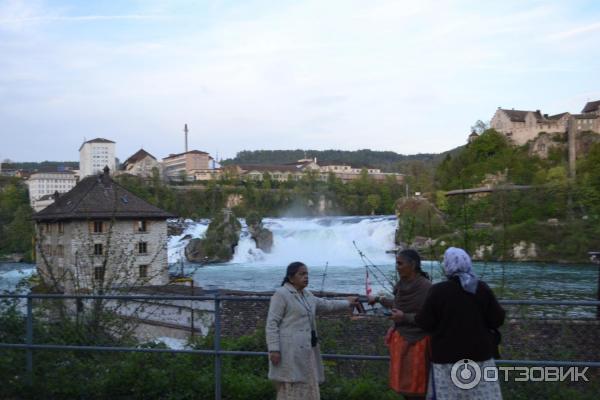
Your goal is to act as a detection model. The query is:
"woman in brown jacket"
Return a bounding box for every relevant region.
[368,249,432,400]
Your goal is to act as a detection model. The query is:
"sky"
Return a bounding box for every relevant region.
[1,0,600,162]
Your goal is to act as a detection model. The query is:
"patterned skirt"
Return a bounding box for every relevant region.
[275,350,320,400]
[387,330,431,396]
[426,359,503,400]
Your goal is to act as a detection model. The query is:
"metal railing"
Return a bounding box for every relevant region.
[0,293,599,399]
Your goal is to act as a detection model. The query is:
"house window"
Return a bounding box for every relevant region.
[136,220,147,233]
[138,242,148,254]
[55,245,64,257]
[94,243,103,256]
[139,265,148,278]
[93,221,103,233]
[58,222,64,234]
[45,223,52,234]
[94,267,105,280]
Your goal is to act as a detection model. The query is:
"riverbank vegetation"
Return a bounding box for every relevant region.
[0,177,34,262]
[414,129,600,262]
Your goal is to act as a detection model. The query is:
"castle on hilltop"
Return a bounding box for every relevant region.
[490,100,600,145]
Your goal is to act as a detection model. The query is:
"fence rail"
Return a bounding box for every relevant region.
[0,293,599,399]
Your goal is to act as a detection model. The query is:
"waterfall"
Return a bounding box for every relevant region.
[170,215,398,268]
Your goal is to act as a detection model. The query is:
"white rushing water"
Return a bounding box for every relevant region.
[169,215,399,294]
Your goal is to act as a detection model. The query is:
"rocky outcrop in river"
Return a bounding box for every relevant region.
[184,209,242,263]
[246,212,273,253]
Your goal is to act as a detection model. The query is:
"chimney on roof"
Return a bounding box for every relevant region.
[103,166,110,175]
[53,191,60,201]
[536,110,541,114]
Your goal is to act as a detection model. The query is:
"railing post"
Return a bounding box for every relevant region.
[26,295,33,386]
[214,293,221,400]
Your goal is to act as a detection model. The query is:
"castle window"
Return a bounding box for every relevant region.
[93,221,104,233]
[136,220,147,233]
[138,242,148,254]
[58,222,64,234]
[139,265,148,278]
[94,243,103,256]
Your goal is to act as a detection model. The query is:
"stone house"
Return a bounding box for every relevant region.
[490,100,600,146]
[32,167,175,293]
[120,149,161,179]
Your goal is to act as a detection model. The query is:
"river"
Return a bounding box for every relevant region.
[2,216,598,302]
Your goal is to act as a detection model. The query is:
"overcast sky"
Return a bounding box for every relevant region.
[1,0,600,162]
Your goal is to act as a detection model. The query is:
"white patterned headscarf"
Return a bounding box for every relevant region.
[443,247,479,294]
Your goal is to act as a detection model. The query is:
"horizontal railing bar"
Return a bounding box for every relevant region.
[0,293,599,306]
[1,343,597,367]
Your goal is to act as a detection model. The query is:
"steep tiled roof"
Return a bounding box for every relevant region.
[582,100,600,113]
[32,168,175,221]
[547,112,569,120]
[500,109,544,122]
[122,149,156,168]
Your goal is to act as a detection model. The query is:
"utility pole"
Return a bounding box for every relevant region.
[567,117,577,221]
[567,116,577,180]
[184,124,189,153]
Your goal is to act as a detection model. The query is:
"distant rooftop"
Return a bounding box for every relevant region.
[78,138,115,151]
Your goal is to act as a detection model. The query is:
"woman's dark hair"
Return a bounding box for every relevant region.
[397,249,430,280]
[281,261,306,286]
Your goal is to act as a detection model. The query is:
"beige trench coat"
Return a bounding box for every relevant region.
[266,283,350,383]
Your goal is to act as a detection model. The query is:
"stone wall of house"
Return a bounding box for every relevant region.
[37,219,169,292]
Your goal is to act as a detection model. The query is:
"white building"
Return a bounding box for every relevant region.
[79,138,116,178]
[27,169,78,212]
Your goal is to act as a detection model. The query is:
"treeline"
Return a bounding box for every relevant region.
[222,149,448,173]
[0,177,34,260]
[1,161,78,171]
[115,170,406,218]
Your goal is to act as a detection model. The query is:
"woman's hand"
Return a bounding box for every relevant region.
[269,351,281,365]
[389,308,404,322]
[367,295,378,306]
[346,296,359,307]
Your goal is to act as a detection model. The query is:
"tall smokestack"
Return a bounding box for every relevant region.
[184,124,189,153]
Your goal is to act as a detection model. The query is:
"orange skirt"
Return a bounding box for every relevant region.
[387,330,430,396]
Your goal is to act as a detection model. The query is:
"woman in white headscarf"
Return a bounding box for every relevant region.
[392,247,505,400]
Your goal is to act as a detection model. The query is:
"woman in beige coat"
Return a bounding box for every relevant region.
[266,261,358,400]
